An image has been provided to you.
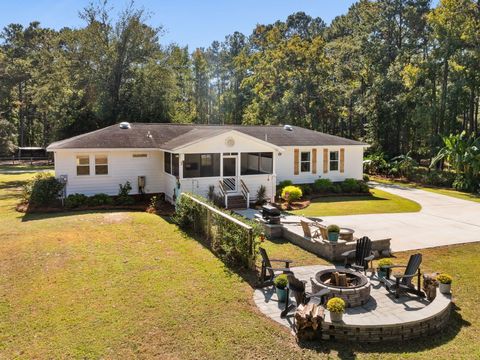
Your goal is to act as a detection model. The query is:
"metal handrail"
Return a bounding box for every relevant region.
[218,181,227,208]
[240,179,250,209]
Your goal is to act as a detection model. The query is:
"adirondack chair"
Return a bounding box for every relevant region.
[383,253,426,299]
[300,220,321,239]
[280,273,331,318]
[340,236,375,275]
[257,247,293,288]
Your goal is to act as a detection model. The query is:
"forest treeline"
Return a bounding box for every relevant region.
[0,0,478,158]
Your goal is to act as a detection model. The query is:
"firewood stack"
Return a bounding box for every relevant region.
[294,299,325,341]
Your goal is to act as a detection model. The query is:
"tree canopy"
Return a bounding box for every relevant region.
[0,0,478,159]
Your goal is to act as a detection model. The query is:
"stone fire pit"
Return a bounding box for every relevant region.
[311,268,371,307]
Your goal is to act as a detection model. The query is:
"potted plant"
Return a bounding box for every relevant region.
[327,297,345,322]
[273,274,289,303]
[327,224,340,242]
[377,258,394,279]
[436,273,453,294]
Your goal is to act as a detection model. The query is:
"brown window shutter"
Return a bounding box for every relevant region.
[312,148,317,174]
[323,149,328,173]
[340,148,345,173]
[294,148,299,175]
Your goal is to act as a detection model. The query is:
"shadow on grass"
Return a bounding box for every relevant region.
[298,303,469,359]
[309,194,389,205]
[20,208,138,222]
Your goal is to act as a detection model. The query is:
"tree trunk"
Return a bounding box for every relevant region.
[439,58,449,135]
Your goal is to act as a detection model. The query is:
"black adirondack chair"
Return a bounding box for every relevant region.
[280,273,331,318]
[383,253,426,299]
[257,247,293,288]
[340,236,375,274]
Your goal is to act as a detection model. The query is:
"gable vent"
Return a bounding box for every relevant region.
[119,122,131,129]
[283,124,293,131]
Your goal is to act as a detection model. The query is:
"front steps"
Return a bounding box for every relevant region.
[226,195,247,209]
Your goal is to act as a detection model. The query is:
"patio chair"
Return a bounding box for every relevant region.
[280,273,331,318]
[340,236,375,275]
[257,247,293,288]
[300,220,321,239]
[382,253,426,299]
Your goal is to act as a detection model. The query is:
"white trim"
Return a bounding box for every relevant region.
[169,130,285,153]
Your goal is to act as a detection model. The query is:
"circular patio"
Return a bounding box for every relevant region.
[253,265,452,342]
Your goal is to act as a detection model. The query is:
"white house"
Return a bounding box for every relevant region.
[47,123,368,207]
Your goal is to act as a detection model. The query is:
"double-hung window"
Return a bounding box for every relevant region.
[76,155,90,176]
[95,155,108,175]
[330,151,339,171]
[300,151,311,172]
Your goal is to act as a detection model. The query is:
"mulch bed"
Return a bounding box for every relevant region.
[274,191,373,211]
[16,198,176,217]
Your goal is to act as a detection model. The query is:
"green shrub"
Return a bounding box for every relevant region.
[65,193,88,208]
[255,185,268,205]
[340,178,360,193]
[313,178,333,193]
[277,180,293,196]
[377,258,394,268]
[436,273,453,284]
[363,174,370,182]
[281,185,302,203]
[332,184,342,193]
[327,224,340,233]
[87,193,113,206]
[327,297,345,313]
[273,274,288,289]
[116,181,134,205]
[358,181,370,193]
[28,173,64,206]
[363,153,390,175]
[299,184,312,196]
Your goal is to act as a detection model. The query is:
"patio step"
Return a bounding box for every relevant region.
[226,195,247,209]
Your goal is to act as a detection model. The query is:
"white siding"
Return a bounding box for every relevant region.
[179,174,274,202]
[54,150,164,196]
[276,146,364,184]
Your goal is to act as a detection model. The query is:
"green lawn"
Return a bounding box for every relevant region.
[0,164,53,172]
[291,188,421,217]
[370,175,480,204]
[0,172,477,359]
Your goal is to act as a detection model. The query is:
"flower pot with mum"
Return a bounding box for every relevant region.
[377,258,394,279]
[274,274,289,303]
[436,273,453,294]
[327,224,340,242]
[327,297,345,322]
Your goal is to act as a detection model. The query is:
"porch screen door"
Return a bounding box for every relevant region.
[222,156,237,192]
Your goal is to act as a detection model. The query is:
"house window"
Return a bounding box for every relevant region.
[95,155,108,175]
[240,152,273,175]
[76,155,90,176]
[133,153,148,158]
[330,151,339,171]
[300,151,311,172]
[172,154,179,177]
[183,153,220,178]
[164,152,171,174]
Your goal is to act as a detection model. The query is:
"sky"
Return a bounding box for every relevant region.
[0,0,360,49]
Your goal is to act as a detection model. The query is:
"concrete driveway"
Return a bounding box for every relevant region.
[320,183,480,252]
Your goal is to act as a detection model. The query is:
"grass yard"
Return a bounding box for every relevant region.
[291,188,421,217]
[371,176,480,204]
[0,169,477,359]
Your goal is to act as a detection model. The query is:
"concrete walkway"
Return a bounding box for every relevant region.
[320,183,480,252]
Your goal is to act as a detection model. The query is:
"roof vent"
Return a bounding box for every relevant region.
[283,124,293,131]
[119,122,131,129]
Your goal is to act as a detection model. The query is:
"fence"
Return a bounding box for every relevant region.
[0,156,53,165]
[174,192,259,269]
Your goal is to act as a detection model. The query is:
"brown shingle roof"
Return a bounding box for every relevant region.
[47,123,368,150]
